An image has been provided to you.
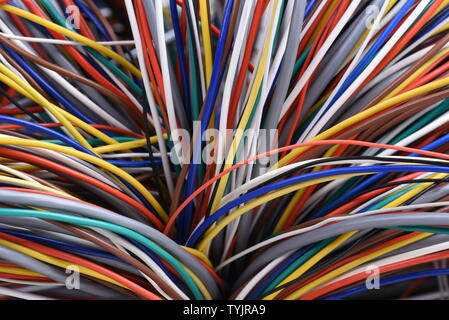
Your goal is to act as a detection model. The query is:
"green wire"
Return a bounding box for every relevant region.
[365,184,421,211]
[0,208,204,299]
[43,137,138,147]
[389,98,449,145]
[39,0,142,96]
[261,237,336,297]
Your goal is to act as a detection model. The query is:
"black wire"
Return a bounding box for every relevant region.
[258,229,385,299]
[139,90,171,211]
[346,177,449,204]
[0,85,42,122]
[204,155,449,220]
[253,155,449,192]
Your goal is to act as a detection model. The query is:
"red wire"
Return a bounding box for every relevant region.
[61,0,96,40]
[0,147,164,230]
[355,0,444,98]
[282,0,349,154]
[400,277,428,299]
[296,0,333,57]
[324,172,424,218]
[0,232,162,300]
[20,0,141,116]
[301,249,449,300]
[0,122,145,138]
[0,106,43,115]
[165,140,449,234]
[275,232,422,299]
[0,272,52,281]
[227,0,269,129]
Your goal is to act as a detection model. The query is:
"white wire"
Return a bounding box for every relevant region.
[216,201,449,271]
[300,0,429,141]
[0,286,54,300]
[215,0,254,170]
[0,18,128,130]
[154,0,182,163]
[325,239,449,289]
[377,109,449,157]
[0,278,62,286]
[235,253,291,300]
[92,227,189,300]
[0,33,135,45]
[124,0,174,194]
[280,1,361,124]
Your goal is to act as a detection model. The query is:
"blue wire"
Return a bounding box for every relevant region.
[415,5,449,40]
[0,228,123,262]
[310,97,449,219]
[409,132,449,157]
[305,0,317,19]
[108,160,163,167]
[247,244,316,300]
[324,268,449,300]
[80,50,114,82]
[309,174,386,220]
[169,0,192,123]
[185,164,449,247]
[0,115,96,155]
[318,0,416,121]
[180,0,235,243]
[124,237,183,288]
[0,44,95,124]
[73,0,112,41]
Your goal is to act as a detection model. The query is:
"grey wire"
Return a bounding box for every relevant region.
[0,190,221,298]
[0,218,145,276]
[263,0,306,132]
[0,244,122,298]
[233,212,449,290]
[0,286,54,300]
[303,0,386,116]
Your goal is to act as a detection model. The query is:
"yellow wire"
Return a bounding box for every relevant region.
[274,189,306,233]
[181,246,214,269]
[384,173,448,208]
[198,172,372,252]
[0,137,168,222]
[198,163,438,252]
[279,174,447,299]
[0,69,93,151]
[277,74,449,169]
[209,5,449,214]
[0,238,126,288]
[0,4,141,78]
[263,231,357,300]
[94,135,164,154]
[274,144,341,232]
[0,175,72,198]
[199,0,213,87]
[0,266,45,277]
[278,49,449,228]
[183,264,213,300]
[348,0,397,60]
[307,0,339,47]
[285,232,431,299]
[210,0,280,213]
[384,47,449,100]
[0,66,125,148]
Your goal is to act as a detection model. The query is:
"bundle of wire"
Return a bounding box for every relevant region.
[1,0,449,301]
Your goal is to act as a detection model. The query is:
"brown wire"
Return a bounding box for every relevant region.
[48,220,184,300]
[0,34,143,127]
